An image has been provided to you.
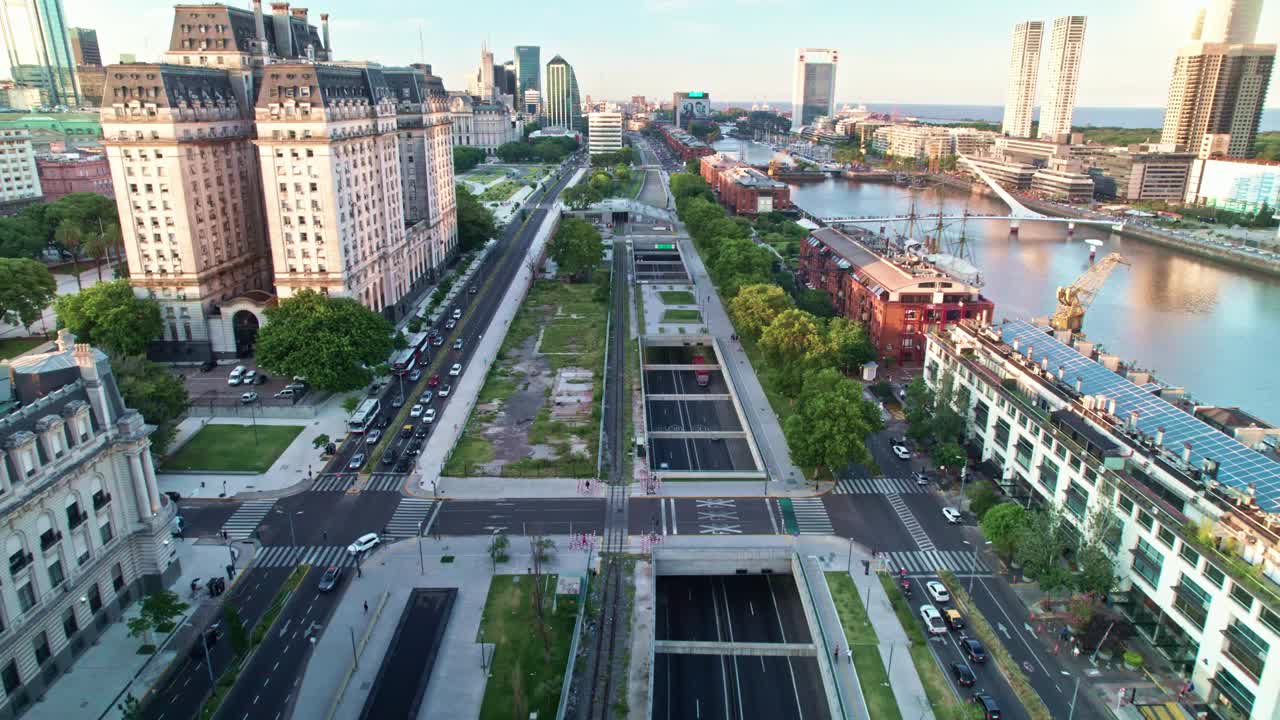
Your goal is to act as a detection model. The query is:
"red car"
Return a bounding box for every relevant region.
[427,374,441,388]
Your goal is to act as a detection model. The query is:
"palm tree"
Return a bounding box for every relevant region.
[54,220,85,290]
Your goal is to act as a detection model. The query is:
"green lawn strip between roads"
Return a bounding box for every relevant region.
[938,571,1052,720]
[826,572,902,720]
[198,565,309,720]
[658,290,696,305]
[660,309,702,323]
[480,180,523,201]
[875,574,984,720]
[478,574,578,720]
[161,424,303,472]
[0,336,46,360]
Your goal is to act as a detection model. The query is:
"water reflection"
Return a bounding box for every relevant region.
[780,173,1280,421]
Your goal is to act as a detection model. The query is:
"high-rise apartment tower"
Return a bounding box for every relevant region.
[1002,21,1043,138]
[1039,16,1087,139]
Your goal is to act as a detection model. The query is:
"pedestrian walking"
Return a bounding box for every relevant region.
[363,600,369,613]
[322,530,327,543]
[845,647,852,664]
[833,644,840,663]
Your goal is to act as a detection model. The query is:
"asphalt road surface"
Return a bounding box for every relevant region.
[430,498,605,536]
[630,497,779,536]
[656,575,810,644]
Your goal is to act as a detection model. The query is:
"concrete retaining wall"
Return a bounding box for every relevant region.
[652,546,792,575]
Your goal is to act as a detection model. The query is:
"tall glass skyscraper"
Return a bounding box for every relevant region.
[545,55,581,131]
[790,48,837,132]
[0,0,80,106]
[515,45,540,106]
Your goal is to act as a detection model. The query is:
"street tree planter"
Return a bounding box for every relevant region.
[1123,651,1144,670]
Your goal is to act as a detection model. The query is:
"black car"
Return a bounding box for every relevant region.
[407,439,421,456]
[414,425,428,438]
[962,637,987,663]
[395,458,413,473]
[971,692,1001,720]
[199,359,217,373]
[253,373,269,385]
[163,490,182,503]
[317,566,342,592]
[950,662,976,687]
[382,450,397,466]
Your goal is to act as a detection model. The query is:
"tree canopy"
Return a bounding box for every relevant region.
[729,283,792,338]
[825,317,875,373]
[254,289,395,392]
[456,185,497,252]
[111,354,189,455]
[707,236,772,297]
[562,183,603,210]
[760,308,825,367]
[980,503,1027,561]
[453,146,486,174]
[54,280,162,355]
[0,258,56,332]
[549,218,602,282]
[784,368,882,480]
[0,214,46,259]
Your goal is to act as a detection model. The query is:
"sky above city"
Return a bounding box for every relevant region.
[57,0,1280,108]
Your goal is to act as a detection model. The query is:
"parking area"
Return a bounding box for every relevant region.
[179,364,314,409]
[653,575,827,720]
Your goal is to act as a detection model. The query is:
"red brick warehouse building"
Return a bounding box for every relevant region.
[660,125,713,161]
[37,152,113,202]
[799,227,994,365]
[699,152,791,215]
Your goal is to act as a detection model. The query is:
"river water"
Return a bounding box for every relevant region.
[713,138,1280,423]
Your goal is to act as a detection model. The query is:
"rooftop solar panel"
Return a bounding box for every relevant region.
[998,320,1280,513]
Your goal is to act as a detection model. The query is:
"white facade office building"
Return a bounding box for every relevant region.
[1002,21,1043,138]
[587,112,622,155]
[0,128,40,203]
[1039,16,1087,139]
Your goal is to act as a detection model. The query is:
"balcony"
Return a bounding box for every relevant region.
[1172,585,1209,629]
[92,491,111,511]
[1223,623,1268,680]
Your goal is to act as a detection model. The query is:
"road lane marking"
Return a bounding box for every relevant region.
[670,499,679,535]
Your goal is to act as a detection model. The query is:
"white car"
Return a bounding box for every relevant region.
[242,369,257,384]
[439,384,452,398]
[347,533,380,555]
[926,581,950,604]
[409,404,424,418]
[942,507,962,524]
[449,363,462,377]
[919,604,947,635]
[239,391,258,404]
[227,365,246,386]
[891,444,912,460]
[423,408,437,424]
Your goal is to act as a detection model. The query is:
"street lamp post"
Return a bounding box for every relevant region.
[200,628,214,685]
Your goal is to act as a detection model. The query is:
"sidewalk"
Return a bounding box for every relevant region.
[417,169,586,495]
[291,535,590,720]
[35,536,256,720]
[157,392,352,499]
[675,235,804,487]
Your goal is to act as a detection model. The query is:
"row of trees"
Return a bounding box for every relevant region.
[588,146,635,167]
[562,165,637,209]
[456,185,498,251]
[903,374,969,473]
[548,218,603,281]
[980,501,1117,601]
[453,146,486,174]
[0,193,124,280]
[494,137,579,164]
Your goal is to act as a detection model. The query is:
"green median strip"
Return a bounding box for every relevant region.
[477,575,578,720]
[939,570,1052,720]
[826,572,902,720]
[198,565,310,720]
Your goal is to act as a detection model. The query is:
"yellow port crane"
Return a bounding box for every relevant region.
[1051,252,1130,332]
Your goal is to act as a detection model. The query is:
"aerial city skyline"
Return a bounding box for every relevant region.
[0,2,1277,720]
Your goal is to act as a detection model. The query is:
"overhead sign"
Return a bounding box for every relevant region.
[687,92,706,98]
[655,243,675,250]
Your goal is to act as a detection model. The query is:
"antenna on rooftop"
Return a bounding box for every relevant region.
[418,25,425,65]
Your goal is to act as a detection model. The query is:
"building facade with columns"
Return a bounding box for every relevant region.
[0,334,178,719]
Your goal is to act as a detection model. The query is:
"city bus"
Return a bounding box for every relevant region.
[390,331,431,375]
[348,398,381,434]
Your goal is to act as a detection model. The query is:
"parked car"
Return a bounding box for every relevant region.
[449,363,462,376]
[451,308,462,320]
[453,338,464,351]
[971,692,1001,719]
[347,533,380,555]
[961,637,987,663]
[347,453,366,471]
[243,370,257,385]
[926,581,950,604]
[919,604,947,635]
[891,444,912,460]
[253,373,268,385]
[951,662,976,687]
[943,607,965,631]
[423,408,437,424]
[199,359,217,373]
[428,374,441,387]
[239,391,259,404]
[410,404,424,418]
[318,566,342,592]
[408,368,423,382]
[439,384,452,397]
[942,507,962,524]
[227,366,246,385]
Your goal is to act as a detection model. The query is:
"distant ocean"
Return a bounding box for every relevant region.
[714,101,1280,132]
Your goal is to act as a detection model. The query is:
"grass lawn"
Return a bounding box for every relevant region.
[161,424,303,472]
[481,180,523,201]
[661,309,702,323]
[827,572,902,720]
[659,290,696,305]
[0,336,46,360]
[478,575,579,720]
[462,168,510,183]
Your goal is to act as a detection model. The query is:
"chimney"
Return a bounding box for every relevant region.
[291,6,308,21]
[320,13,330,54]
[1012,338,1020,353]
[1075,376,1082,393]
[271,3,293,57]
[1026,344,1034,361]
[1154,426,1165,447]
[1057,365,1065,381]
[1128,410,1139,431]
[1041,357,1049,372]
[1182,441,1193,465]
[1107,398,1117,416]
[55,328,75,353]
[252,0,267,54]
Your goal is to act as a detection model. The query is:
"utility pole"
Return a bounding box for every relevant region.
[1067,676,1081,720]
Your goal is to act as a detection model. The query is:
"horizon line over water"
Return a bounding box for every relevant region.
[712,102,1280,132]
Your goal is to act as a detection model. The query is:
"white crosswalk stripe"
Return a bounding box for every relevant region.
[311,473,357,492]
[385,498,436,538]
[885,550,988,576]
[834,477,924,495]
[790,498,834,535]
[255,545,357,569]
[219,500,276,540]
[367,473,407,493]
[886,493,935,551]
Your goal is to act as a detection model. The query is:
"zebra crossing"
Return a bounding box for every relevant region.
[385,498,437,538]
[886,493,935,551]
[220,500,276,540]
[790,498,834,535]
[366,473,407,493]
[255,545,358,569]
[834,477,925,495]
[885,550,988,576]
[311,473,357,492]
